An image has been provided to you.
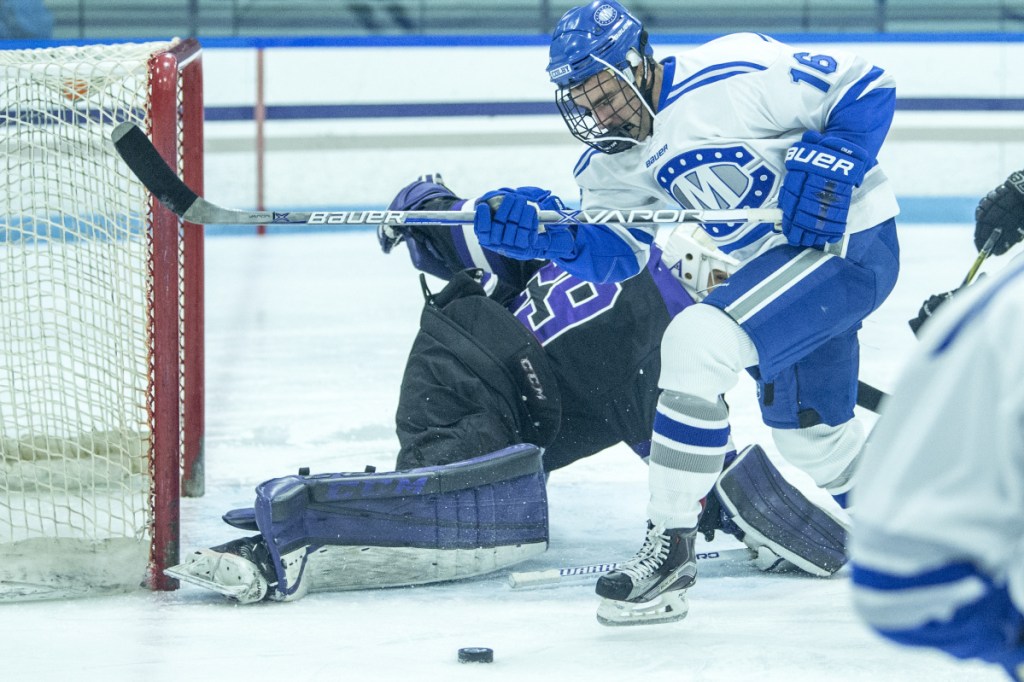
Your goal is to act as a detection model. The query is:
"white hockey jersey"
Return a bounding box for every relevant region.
[850,252,1024,673]
[573,32,899,269]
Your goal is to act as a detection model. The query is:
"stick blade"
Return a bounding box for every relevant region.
[111,122,199,217]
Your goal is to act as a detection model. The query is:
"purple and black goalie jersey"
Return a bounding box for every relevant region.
[396,224,694,470]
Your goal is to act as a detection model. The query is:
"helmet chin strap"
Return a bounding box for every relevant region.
[590,47,657,148]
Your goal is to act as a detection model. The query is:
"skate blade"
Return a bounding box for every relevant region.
[165,550,268,604]
[596,590,689,626]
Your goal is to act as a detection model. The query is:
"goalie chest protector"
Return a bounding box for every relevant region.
[395,271,562,470]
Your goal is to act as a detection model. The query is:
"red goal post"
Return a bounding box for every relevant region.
[0,38,205,598]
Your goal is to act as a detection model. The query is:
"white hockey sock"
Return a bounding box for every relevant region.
[772,420,865,494]
[647,391,731,529]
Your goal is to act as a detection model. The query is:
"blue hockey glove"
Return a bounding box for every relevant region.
[473,187,576,261]
[778,131,869,249]
[377,173,458,254]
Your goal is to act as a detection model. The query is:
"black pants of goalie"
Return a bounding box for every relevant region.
[594,524,698,626]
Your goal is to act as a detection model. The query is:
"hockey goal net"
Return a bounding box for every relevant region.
[0,39,204,599]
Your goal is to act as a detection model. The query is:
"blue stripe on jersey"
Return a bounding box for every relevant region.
[717,221,775,254]
[653,411,730,447]
[934,256,1024,355]
[629,228,656,244]
[854,562,1024,671]
[573,147,602,177]
[656,57,677,111]
[665,61,767,106]
[852,561,975,590]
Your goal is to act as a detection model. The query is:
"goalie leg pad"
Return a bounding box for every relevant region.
[714,444,849,576]
[253,444,549,597]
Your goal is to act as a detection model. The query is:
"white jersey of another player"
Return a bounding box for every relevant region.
[851,252,1024,678]
[575,32,899,268]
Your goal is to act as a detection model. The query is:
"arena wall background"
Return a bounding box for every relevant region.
[186,35,1024,225]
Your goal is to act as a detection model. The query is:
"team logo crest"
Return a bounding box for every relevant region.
[654,146,777,238]
[594,4,619,26]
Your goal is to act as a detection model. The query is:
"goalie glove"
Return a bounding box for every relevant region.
[778,131,870,249]
[377,173,458,253]
[975,170,1024,256]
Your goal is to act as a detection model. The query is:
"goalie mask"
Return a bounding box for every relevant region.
[547,1,657,154]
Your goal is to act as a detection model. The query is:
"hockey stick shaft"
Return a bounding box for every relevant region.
[111,122,782,228]
[962,227,1003,286]
[856,379,887,414]
[507,548,752,589]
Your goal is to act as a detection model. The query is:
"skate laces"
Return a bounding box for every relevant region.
[236,538,276,583]
[620,526,671,580]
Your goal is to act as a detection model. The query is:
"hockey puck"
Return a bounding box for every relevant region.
[458,647,494,663]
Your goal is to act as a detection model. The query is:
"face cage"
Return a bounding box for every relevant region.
[555,60,653,155]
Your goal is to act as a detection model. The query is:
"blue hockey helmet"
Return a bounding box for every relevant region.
[546,1,652,89]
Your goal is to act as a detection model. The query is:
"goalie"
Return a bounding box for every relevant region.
[166,176,851,604]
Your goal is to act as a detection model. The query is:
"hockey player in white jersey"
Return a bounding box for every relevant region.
[850,176,1024,680]
[472,0,899,625]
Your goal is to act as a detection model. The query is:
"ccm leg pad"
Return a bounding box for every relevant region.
[254,443,549,597]
[714,444,848,576]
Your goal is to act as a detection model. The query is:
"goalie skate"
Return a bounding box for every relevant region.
[595,524,697,626]
[164,536,274,604]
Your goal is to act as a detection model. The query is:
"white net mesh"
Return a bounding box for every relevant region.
[0,41,176,599]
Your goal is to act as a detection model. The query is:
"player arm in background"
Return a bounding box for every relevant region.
[850,269,1024,678]
[908,169,1024,336]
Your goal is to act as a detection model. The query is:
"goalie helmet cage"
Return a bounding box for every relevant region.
[0,38,205,599]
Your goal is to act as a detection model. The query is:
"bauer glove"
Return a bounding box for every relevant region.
[975,170,1024,256]
[473,187,576,261]
[779,131,869,249]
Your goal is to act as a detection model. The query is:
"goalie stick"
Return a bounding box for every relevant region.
[110,122,782,228]
[507,548,753,589]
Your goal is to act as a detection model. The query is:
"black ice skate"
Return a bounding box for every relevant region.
[595,523,698,626]
[164,534,277,604]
